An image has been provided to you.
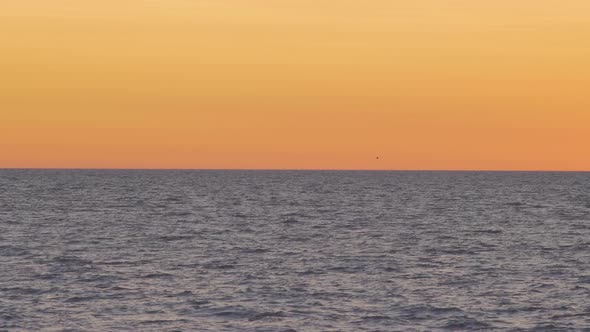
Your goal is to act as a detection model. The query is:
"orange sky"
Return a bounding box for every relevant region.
[1,1,589,170]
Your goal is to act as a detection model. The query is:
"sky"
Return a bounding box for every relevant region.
[1,1,589,170]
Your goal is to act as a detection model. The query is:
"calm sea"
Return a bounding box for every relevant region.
[1,170,589,331]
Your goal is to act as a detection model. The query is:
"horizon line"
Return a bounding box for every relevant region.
[0,167,588,173]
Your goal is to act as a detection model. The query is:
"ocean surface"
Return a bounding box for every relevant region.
[1,170,590,331]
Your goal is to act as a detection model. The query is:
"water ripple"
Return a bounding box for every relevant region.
[1,170,589,331]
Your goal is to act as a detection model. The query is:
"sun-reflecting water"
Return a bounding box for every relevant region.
[1,170,589,331]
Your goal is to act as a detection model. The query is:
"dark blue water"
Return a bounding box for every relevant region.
[1,170,590,331]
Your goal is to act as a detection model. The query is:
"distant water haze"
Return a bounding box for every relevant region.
[1,170,589,331]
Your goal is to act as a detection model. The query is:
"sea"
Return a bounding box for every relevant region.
[1,169,589,331]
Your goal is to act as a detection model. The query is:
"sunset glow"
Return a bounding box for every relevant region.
[2,1,589,170]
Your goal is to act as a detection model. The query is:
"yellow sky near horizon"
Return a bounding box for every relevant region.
[1,1,589,170]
